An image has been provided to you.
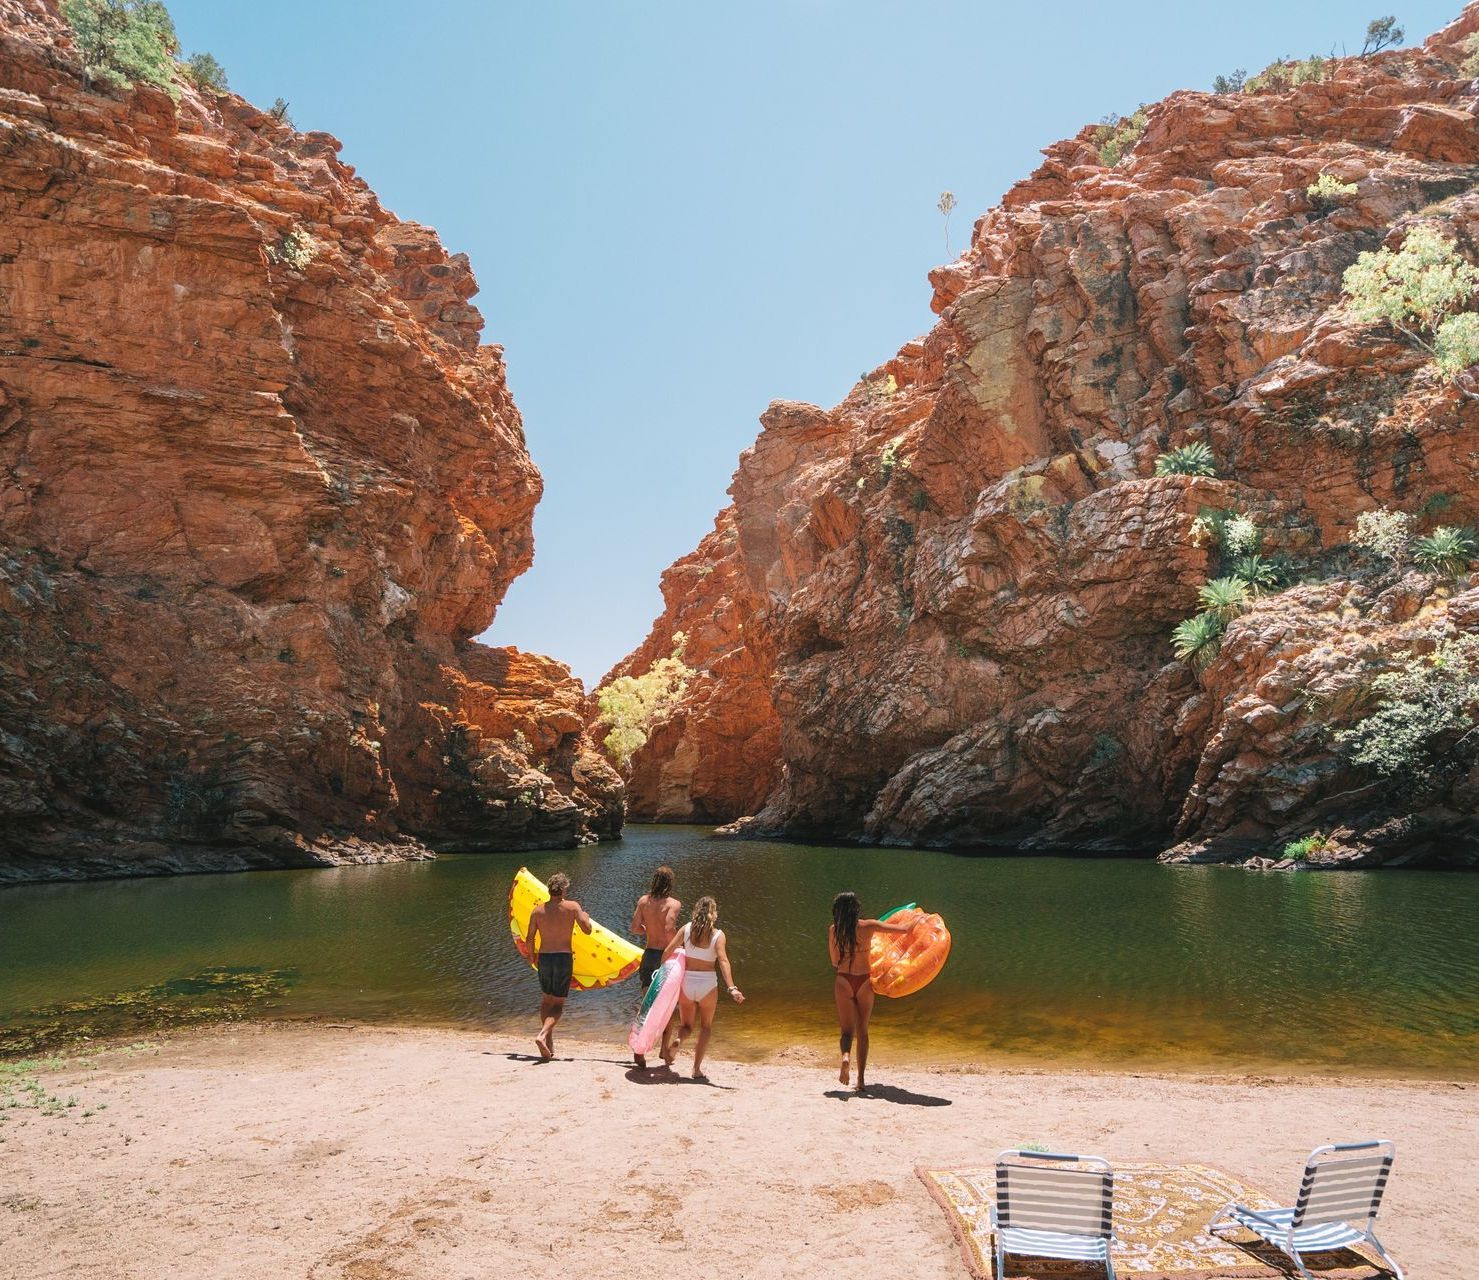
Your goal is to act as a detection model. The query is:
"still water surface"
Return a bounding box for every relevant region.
[3,826,1476,1076]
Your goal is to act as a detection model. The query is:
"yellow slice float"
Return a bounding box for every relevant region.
[508,866,642,991]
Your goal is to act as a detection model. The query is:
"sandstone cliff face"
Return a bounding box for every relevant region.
[0,0,621,882]
[597,512,780,822]
[604,11,1479,866]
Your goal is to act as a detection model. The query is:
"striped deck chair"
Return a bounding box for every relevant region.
[1208,1140,1403,1280]
[991,1149,1116,1279]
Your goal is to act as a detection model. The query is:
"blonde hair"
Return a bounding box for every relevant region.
[547,872,570,898]
[689,896,718,947]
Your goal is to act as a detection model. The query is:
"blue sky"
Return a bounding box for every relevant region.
[168,1,1459,685]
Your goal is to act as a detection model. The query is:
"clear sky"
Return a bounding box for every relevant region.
[168,1,1459,685]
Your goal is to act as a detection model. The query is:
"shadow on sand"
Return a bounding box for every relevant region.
[499,1051,641,1068]
[624,1065,736,1090]
[824,1083,951,1107]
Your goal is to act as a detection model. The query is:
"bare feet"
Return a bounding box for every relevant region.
[634,1053,647,1069]
[692,1071,709,1083]
[854,1080,867,1094]
[660,1042,677,1067]
[839,1055,850,1086]
[534,1033,552,1061]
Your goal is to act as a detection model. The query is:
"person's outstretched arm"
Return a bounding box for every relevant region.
[576,902,594,934]
[716,932,744,1003]
[864,916,911,934]
[662,926,686,963]
[630,898,645,939]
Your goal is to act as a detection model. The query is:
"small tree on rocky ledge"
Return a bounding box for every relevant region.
[182,51,228,94]
[1342,222,1479,397]
[61,0,179,95]
[596,636,694,770]
[1360,15,1404,57]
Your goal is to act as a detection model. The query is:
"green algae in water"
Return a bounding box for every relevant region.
[0,966,299,1058]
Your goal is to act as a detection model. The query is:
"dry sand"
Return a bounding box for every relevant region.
[2,1023,1475,1279]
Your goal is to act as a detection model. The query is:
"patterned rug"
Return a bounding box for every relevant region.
[917,1162,1390,1279]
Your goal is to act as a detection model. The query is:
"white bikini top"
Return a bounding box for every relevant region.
[681,923,720,962]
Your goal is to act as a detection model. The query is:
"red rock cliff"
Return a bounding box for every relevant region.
[603,10,1479,866]
[0,0,621,881]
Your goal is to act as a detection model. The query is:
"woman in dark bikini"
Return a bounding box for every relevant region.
[828,892,909,1093]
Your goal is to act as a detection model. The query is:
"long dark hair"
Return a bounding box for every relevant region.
[649,865,673,898]
[832,891,860,962]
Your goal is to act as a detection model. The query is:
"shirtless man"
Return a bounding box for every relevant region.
[629,865,682,1068]
[524,872,592,1061]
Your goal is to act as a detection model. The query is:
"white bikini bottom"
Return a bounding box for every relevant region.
[681,969,719,1000]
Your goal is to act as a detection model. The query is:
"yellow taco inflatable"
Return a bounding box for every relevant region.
[508,867,642,991]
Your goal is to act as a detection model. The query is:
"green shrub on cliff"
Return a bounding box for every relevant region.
[1171,611,1225,671]
[1154,442,1217,477]
[268,227,317,271]
[1434,311,1479,378]
[1336,634,1479,798]
[1342,222,1479,393]
[1230,554,1281,591]
[596,636,694,770]
[1352,507,1415,565]
[1197,576,1251,621]
[61,0,179,94]
[182,51,228,94]
[1308,172,1358,207]
[1461,32,1479,78]
[1243,54,1328,95]
[1283,832,1331,861]
[1093,107,1148,166]
[1411,525,1477,576]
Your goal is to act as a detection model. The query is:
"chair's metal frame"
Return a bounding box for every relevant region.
[991,1148,1117,1280]
[1208,1139,1403,1280]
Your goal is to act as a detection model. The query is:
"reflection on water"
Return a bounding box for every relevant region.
[2,826,1476,1076]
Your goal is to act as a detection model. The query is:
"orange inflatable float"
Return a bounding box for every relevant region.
[869,902,951,997]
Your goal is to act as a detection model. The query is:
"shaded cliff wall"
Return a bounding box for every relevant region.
[0,0,621,881]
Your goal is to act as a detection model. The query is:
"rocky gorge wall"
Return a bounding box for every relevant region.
[603,10,1479,867]
[0,0,621,882]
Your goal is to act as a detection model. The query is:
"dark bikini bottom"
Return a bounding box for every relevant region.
[837,971,869,996]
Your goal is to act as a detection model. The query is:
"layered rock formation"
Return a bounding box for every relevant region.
[0,0,620,882]
[597,514,780,822]
[603,10,1479,865]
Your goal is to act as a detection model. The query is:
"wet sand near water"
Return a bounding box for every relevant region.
[2,1023,1475,1278]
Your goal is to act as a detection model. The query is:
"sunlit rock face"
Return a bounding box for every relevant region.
[0,0,620,881]
[603,8,1479,866]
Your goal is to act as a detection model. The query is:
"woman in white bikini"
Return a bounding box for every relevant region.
[660,896,743,1080]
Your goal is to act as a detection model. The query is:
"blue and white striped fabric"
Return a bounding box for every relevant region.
[998,1225,1113,1261]
[1208,1140,1404,1280]
[992,1150,1116,1279]
[1225,1204,1366,1251]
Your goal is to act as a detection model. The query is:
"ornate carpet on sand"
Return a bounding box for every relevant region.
[917,1162,1390,1280]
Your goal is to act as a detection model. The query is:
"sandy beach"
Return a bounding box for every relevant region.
[1,1023,1474,1279]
